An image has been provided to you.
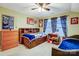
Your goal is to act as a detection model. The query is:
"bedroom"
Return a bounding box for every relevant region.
[0,3,79,56]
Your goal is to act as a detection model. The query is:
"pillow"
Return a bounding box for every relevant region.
[38,32,45,36]
[29,33,37,35]
[65,38,79,40]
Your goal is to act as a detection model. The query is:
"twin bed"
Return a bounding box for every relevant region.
[19,28,47,49]
[52,35,79,56]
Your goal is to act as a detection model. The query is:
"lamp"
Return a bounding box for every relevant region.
[38,7,46,12]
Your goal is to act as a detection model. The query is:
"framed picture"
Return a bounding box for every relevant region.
[27,17,35,24]
[2,15,14,29]
[71,17,78,24]
[9,16,14,29]
[39,19,43,27]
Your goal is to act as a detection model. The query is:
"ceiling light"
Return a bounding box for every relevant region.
[38,7,46,12]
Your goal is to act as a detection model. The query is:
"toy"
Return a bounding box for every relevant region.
[51,37,58,41]
[48,39,52,43]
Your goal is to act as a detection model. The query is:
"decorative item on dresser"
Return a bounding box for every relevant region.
[0,30,19,51]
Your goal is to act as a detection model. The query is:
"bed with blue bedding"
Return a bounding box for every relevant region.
[59,38,79,50]
[52,35,79,56]
[23,34,36,41]
[22,32,47,49]
[23,32,46,41]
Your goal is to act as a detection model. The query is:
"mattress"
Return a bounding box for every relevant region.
[59,38,79,50]
[23,32,46,41]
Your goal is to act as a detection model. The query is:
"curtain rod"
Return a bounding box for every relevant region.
[44,15,69,20]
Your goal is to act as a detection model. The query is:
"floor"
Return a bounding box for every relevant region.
[0,42,58,56]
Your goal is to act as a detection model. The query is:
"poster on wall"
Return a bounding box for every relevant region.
[71,17,78,24]
[39,19,43,27]
[2,15,14,29]
[27,17,35,25]
[9,16,14,29]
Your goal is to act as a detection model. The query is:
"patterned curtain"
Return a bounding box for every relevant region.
[43,19,48,32]
[51,17,57,33]
[60,16,67,37]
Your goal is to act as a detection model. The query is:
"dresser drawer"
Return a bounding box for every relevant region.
[12,32,18,35]
[2,32,18,37]
[2,43,18,50]
[2,36,18,41]
[2,39,18,46]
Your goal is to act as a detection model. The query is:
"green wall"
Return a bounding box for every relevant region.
[67,12,79,36]
[40,12,79,36]
[0,7,39,30]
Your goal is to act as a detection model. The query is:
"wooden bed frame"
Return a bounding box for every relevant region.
[52,35,79,56]
[19,28,47,49]
[52,48,79,56]
[23,36,47,49]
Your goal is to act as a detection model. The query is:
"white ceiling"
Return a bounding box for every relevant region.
[0,3,79,18]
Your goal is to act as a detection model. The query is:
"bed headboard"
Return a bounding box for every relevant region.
[19,28,39,34]
[19,28,40,43]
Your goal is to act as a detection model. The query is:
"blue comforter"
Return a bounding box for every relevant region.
[59,38,79,50]
[23,34,35,41]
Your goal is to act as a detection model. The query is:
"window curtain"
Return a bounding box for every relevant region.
[57,17,65,37]
[45,19,52,34]
[43,19,48,32]
[51,17,57,33]
[60,16,67,37]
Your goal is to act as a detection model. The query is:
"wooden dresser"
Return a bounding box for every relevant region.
[0,30,19,51]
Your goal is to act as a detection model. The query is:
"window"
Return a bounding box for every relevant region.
[45,19,52,34]
[44,17,67,37]
[57,18,65,37]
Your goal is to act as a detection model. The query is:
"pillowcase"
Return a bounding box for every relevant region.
[29,33,37,35]
[38,32,46,36]
[65,38,79,40]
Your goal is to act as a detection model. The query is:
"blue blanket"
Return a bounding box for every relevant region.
[23,34,35,41]
[59,38,79,50]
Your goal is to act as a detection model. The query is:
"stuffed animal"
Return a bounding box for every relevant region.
[51,36,59,42]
